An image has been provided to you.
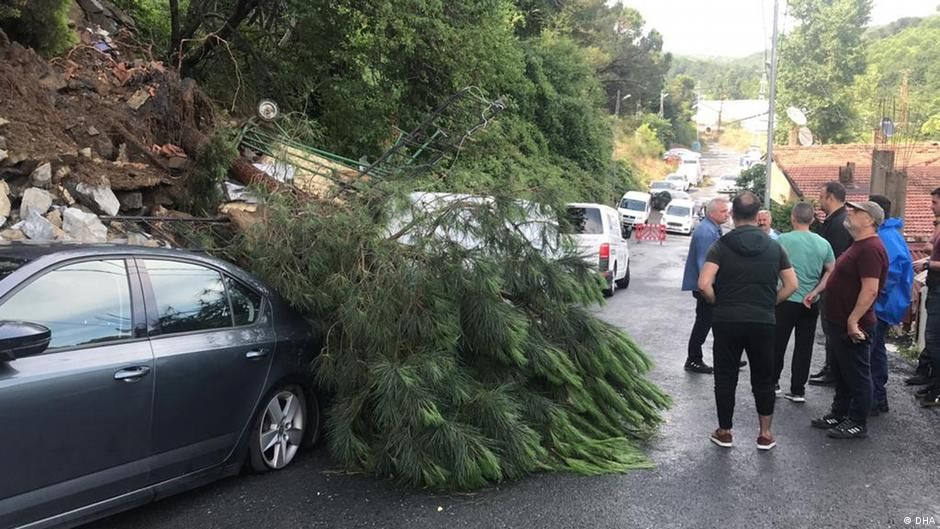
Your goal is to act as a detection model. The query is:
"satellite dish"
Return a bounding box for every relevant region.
[787,107,808,126]
[257,99,279,121]
[798,126,814,146]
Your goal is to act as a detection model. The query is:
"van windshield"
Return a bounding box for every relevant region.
[666,205,691,217]
[565,207,604,234]
[619,199,646,211]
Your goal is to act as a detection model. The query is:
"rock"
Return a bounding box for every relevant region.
[127,89,150,110]
[0,118,8,127]
[96,138,115,160]
[29,162,52,188]
[62,207,108,243]
[79,148,93,158]
[0,180,10,223]
[46,208,62,228]
[0,228,24,241]
[39,73,68,92]
[22,211,55,241]
[0,136,6,149]
[87,126,100,137]
[20,187,53,219]
[0,149,6,163]
[58,185,76,206]
[116,143,128,163]
[167,157,190,171]
[73,182,120,216]
[116,191,143,211]
[54,166,71,181]
[52,226,67,240]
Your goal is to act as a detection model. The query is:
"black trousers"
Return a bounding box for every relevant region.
[827,321,874,424]
[774,301,819,395]
[713,323,776,430]
[818,295,833,373]
[687,291,713,364]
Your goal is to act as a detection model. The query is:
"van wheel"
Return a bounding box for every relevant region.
[616,263,630,290]
[603,267,616,297]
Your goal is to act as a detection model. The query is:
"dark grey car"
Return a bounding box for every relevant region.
[0,243,322,529]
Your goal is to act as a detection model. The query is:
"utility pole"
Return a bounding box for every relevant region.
[764,0,780,209]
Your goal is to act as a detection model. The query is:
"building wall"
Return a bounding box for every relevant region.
[769,162,797,204]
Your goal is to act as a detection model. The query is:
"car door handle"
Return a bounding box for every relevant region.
[114,366,151,382]
[245,349,269,360]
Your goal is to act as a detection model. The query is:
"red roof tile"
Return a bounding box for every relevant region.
[774,144,940,241]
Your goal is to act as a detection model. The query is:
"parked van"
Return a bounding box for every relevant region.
[662,198,697,235]
[677,158,702,186]
[565,203,631,296]
[617,191,651,234]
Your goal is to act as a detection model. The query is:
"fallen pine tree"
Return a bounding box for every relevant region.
[222,178,671,490]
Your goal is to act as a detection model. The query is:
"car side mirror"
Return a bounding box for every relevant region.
[0,321,52,362]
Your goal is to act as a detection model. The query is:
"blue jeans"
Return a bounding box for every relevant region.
[870,319,890,404]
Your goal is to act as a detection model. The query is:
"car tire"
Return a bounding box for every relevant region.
[616,262,630,290]
[249,384,312,473]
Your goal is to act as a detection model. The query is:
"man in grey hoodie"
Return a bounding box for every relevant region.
[699,192,798,451]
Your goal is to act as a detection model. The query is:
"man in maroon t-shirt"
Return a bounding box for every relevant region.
[811,201,888,439]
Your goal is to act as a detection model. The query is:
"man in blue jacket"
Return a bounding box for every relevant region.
[682,196,731,373]
[868,195,914,415]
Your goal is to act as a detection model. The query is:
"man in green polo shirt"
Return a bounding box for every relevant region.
[774,202,835,403]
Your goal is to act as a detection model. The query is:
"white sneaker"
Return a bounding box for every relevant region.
[784,392,806,403]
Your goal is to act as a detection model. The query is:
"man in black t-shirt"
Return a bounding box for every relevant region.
[812,201,888,438]
[810,181,854,387]
[915,188,940,408]
[698,192,798,451]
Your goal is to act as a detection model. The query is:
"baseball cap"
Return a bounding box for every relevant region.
[846,200,885,226]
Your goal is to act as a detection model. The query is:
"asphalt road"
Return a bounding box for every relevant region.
[92,149,940,529]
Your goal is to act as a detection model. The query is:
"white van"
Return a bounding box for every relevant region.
[662,198,697,235]
[566,203,631,296]
[617,191,651,232]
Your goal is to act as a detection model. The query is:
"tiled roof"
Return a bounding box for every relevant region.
[774,144,940,241]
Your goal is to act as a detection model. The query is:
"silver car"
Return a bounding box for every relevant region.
[0,243,322,529]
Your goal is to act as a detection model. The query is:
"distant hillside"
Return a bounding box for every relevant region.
[670,53,764,100]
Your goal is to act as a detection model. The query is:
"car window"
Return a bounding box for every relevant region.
[565,207,604,234]
[227,277,262,326]
[143,260,232,334]
[620,199,646,211]
[0,260,133,349]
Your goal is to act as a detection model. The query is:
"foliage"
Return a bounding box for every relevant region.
[185,130,237,215]
[737,163,767,201]
[770,200,796,234]
[228,179,670,490]
[777,0,873,144]
[0,0,75,56]
[670,54,764,100]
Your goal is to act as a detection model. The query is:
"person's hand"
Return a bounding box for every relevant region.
[847,320,866,343]
[802,292,816,309]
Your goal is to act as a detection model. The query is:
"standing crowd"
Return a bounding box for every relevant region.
[680,181,940,450]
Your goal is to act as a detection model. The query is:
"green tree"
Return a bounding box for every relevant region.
[777,0,872,143]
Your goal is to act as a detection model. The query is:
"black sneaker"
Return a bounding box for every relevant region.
[920,390,940,408]
[811,413,845,429]
[810,367,829,379]
[870,400,889,417]
[784,392,806,403]
[905,373,932,386]
[684,361,714,374]
[808,375,835,386]
[827,419,868,439]
[739,360,748,368]
[915,385,938,398]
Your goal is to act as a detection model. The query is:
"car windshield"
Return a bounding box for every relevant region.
[620,199,646,211]
[0,257,30,281]
[565,207,604,234]
[650,182,670,189]
[667,205,691,217]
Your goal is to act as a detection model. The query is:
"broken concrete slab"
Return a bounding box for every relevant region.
[46,208,62,228]
[20,187,53,219]
[22,211,55,241]
[62,207,108,243]
[30,162,52,188]
[73,182,120,216]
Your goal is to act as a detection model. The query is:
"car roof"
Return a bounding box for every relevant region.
[622,191,650,199]
[567,202,611,211]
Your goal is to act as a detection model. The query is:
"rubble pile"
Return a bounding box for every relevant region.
[0,17,216,245]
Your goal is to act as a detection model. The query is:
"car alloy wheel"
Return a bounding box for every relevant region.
[252,386,307,471]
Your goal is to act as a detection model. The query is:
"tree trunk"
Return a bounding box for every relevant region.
[168,0,181,61]
[179,0,260,76]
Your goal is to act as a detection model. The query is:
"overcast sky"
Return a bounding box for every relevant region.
[620,0,940,58]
